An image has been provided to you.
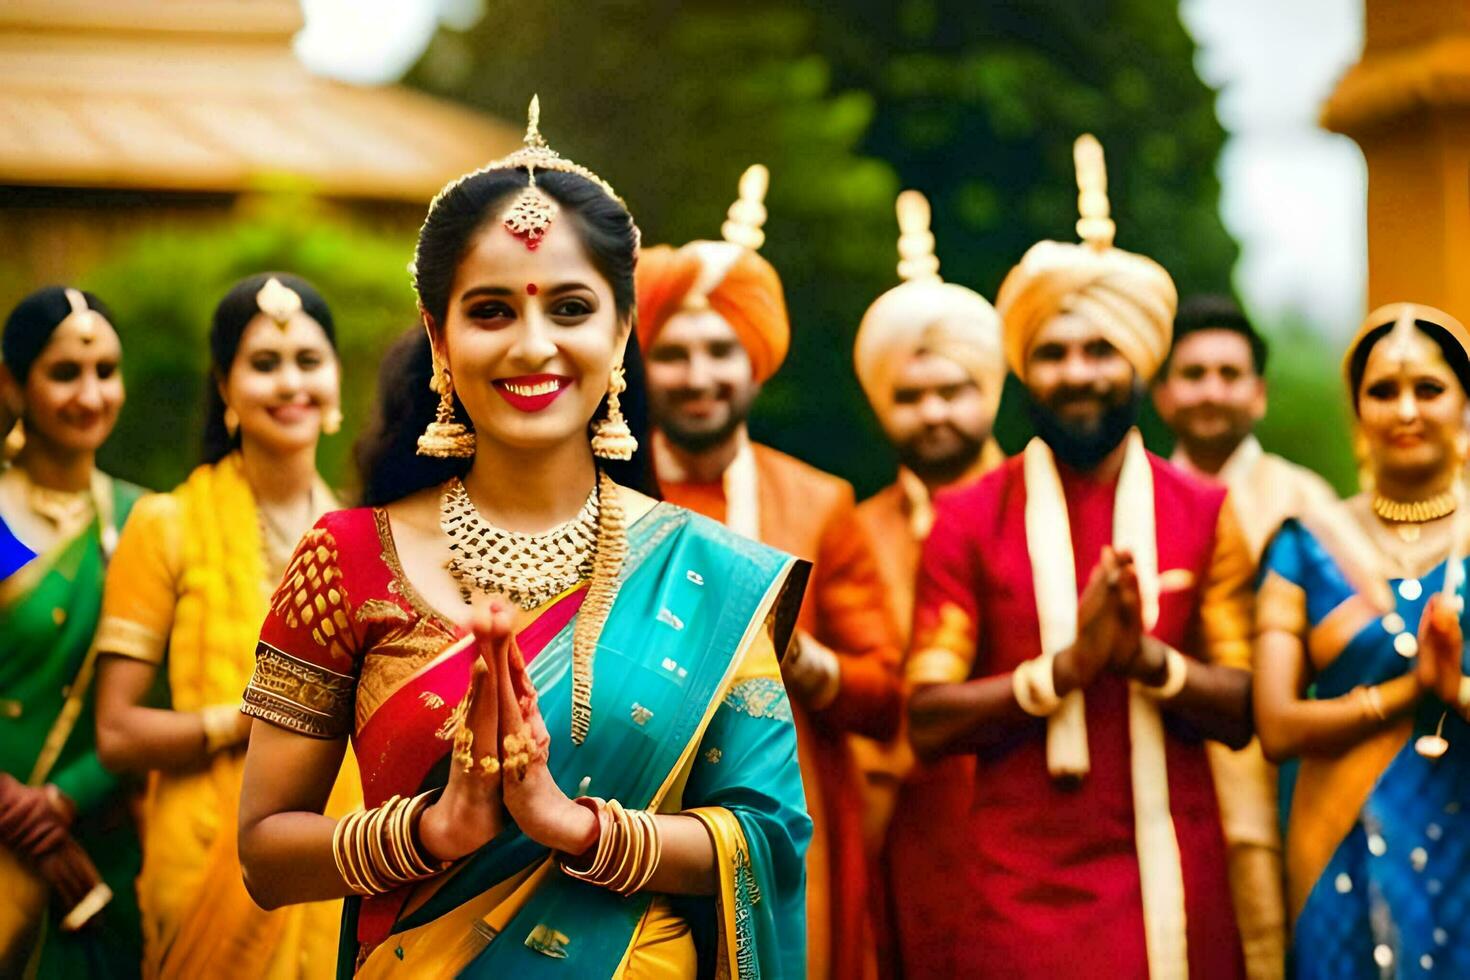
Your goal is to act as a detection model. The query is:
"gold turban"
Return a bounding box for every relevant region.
[634,165,791,385]
[995,135,1177,382]
[854,190,1003,422]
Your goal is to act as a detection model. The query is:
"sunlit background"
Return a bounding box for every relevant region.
[1,0,1377,497]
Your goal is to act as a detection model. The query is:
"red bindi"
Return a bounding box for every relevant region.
[526,283,539,296]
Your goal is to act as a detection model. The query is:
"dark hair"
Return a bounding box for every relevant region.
[413,169,637,327]
[356,165,655,504]
[3,286,117,381]
[1347,318,1470,410]
[354,327,659,506]
[1166,294,1268,375]
[201,272,337,464]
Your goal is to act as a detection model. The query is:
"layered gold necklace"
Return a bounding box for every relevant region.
[1371,490,1457,542]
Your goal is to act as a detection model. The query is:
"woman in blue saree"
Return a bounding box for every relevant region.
[1254,302,1470,978]
[0,286,144,977]
[236,100,811,977]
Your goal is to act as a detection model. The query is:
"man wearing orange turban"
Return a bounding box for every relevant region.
[906,137,1256,979]
[638,165,902,980]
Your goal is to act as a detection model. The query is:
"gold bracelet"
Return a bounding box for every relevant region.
[1012,657,1061,716]
[332,793,446,896]
[1142,647,1189,701]
[200,704,245,754]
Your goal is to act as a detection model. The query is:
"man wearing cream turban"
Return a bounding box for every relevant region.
[906,136,1256,980]
[845,190,1006,974]
[638,166,902,980]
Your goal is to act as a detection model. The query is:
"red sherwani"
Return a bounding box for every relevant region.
[660,441,903,980]
[906,451,1249,978]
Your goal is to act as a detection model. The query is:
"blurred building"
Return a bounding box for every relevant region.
[1324,0,1470,318]
[0,0,518,304]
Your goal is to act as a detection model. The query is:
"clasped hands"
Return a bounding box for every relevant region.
[1052,547,1168,697]
[417,597,599,864]
[1415,592,1470,721]
[0,773,105,918]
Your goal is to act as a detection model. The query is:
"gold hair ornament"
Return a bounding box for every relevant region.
[63,288,99,344]
[895,189,941,282]
[721,164,769,250]
[1382,303,1421,371]
[255,277,303,331]
[1073,134,1116,252]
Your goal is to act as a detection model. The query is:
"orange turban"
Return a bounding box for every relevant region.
[635,240,791,385]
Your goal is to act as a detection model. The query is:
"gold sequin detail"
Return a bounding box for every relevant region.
[271,528,353,662]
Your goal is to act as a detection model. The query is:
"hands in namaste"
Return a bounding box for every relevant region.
[418,597,600,863]
[1416,592,1470,720]
[1054,547,1166,695]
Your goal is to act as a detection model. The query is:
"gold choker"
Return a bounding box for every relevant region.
[1371,491,1457,525]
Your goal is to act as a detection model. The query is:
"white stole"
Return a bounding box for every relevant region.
[1022,429,1188,980]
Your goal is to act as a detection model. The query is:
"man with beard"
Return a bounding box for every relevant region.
[1152,295,1334,980]
[848,190,1006,977]
[906,136,1254,979]
[637,165,902,980]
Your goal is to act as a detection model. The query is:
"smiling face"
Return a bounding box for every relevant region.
[1356,326,1468,490]
[884,349,991,480]
[643,309,758,454]
[432,214,628,453]
[5,314,125,456]
[1023,312,1136,432]
[221,311,339,457]
[1154,328,1265,457]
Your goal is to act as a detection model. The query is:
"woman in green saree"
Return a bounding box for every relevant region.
[0,285,144,978]
[237,101,811,977]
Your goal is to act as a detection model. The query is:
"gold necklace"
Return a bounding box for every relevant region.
[1371,490,1457,542]
[440,478,600,609]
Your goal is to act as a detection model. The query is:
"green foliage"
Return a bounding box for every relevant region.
[410,0,1249,495]
[80,196,418,494]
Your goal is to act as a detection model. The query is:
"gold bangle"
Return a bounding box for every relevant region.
[1354,685,1387,723]
[625,810,663,895]
[609,805,644,894]
[201,704,245,755]
[1012,657,1061,716]
[1143,647,1189,701]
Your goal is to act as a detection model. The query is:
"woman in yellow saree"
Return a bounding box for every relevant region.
[236,100,812,978]
[0,286,144,978]
[93,273,360,979]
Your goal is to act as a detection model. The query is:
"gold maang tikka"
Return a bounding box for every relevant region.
[63,288,99,345]
[502,96,560,249]
[256,277,303,330]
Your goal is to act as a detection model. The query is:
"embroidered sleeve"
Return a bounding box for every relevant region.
[95,493,182,665]
[1196,496,1255,670]
[908,492,981,686]
[242,521,360,738]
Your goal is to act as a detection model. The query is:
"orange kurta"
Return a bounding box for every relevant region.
[660,441,903,980]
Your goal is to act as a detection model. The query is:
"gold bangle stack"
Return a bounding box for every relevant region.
[332,792,447,896]
[558,798,663,896]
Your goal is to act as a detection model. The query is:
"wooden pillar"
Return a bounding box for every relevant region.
[1322,1,1470,318]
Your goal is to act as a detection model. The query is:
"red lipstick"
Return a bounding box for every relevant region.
[493,374,573,412]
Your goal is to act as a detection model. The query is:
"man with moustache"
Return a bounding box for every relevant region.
[636,165,902,980]
[1156,294,1337,557]
[1153,294,1335,980]
[906,136,1254,979]
[848,190,1007,976]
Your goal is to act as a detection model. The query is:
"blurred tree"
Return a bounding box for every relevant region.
[409,0,1246,496]
[77,194,417,494]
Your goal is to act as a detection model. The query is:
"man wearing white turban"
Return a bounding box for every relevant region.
[905,136,1256,979]
[848,190,1007,975]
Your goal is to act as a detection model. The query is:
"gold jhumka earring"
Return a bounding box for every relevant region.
[416,338,476,459]
[591,361,637,460]
[322,406,343,436]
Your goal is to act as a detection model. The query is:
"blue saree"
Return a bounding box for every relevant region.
[1260,517,1470,979]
